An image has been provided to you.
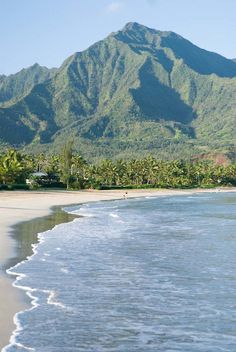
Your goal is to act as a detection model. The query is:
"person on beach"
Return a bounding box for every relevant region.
[123,191,128,199]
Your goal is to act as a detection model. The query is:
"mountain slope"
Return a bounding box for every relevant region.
[0,63,57,106]
[0,22,236,160]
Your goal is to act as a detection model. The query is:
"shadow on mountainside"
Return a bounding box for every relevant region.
[131,59,196,125]
[161,34,236,78]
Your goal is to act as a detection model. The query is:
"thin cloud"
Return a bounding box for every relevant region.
[106,2,124,14]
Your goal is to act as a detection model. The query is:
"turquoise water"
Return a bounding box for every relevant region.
[4,193,236,351]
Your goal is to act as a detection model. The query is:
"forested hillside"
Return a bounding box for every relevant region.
[0,22,235,161]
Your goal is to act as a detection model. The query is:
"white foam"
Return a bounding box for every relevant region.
[109,213,119,218]
[3,199,129,349]
[67,206,95,217]
[74,211,94,217]
[46,290,66,309]
[3,224,68,350]
[2,286,39,352]
[2,288,67,351]
[60,268,69,274]
[3,340,35,351]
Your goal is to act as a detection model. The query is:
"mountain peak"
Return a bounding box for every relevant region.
[32,62,40,68]
[112,22,162,46]
[0,22,236,159]
[123,22,144,30]
[122,22,158,34]
[114,22,174,46]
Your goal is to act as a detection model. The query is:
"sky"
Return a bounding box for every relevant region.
[0,0,235,75]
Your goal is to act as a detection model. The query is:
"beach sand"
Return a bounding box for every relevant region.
[0,188,235,350]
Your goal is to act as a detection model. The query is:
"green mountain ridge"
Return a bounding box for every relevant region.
[0,63,57,106]
[0,22,236,160]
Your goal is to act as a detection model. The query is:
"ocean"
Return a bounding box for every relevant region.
[4,193,236,351]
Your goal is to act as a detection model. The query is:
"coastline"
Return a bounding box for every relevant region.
[1,188,236,350]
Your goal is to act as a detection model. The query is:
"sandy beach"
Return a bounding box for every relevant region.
[0,188,235,350]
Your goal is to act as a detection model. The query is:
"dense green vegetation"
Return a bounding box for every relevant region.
[0,23,235,160]
[0,64,57,106]
[1,149,236,190]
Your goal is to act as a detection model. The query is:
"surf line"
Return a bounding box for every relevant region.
[3,227,68,351]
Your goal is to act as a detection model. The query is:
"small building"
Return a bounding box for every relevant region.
[26,172,62,188]
[26,172,49,185]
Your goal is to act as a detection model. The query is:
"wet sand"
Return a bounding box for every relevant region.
[0,188,235,350]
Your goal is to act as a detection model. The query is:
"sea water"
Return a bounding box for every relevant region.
[3,193,236,351]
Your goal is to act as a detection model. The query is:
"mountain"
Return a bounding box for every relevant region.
[0,22,236,160]
[0,63,57,106]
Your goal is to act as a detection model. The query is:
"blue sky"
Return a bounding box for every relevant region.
[0,0,235,75]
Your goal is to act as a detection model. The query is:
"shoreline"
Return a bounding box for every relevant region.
[1,188,236,350]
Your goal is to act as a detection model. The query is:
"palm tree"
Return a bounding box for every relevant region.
[60,140,74,189]
[0,149,24,184]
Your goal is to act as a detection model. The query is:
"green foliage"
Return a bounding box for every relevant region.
[0,64,57,106]
[0,23,236,161]
[0,149,30,184]
[59,140,74,189]
[0,150,236,190]
[7,184,30,190]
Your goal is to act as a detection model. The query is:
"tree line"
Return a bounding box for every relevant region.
[0,148,236,190]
